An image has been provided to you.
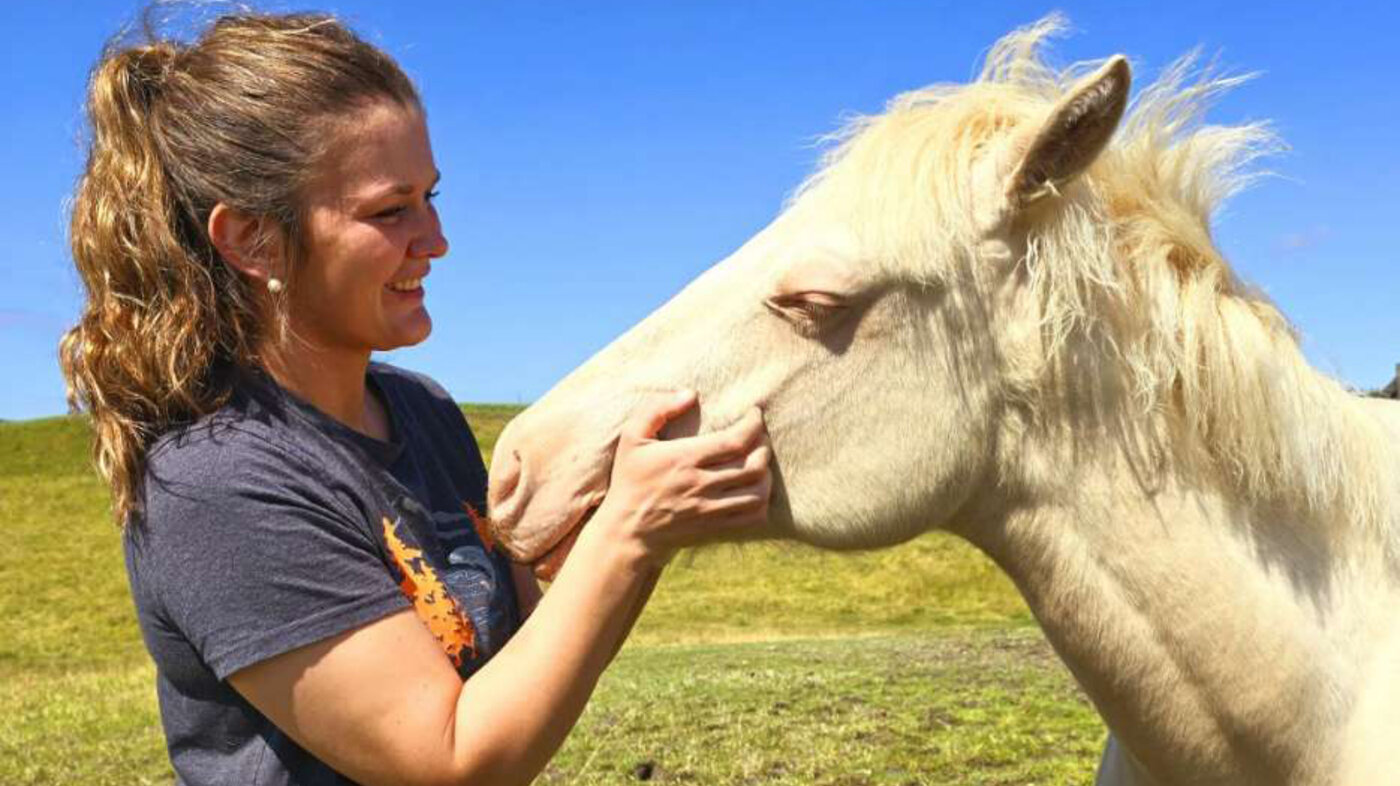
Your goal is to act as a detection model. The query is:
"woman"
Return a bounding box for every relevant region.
[60,10,771,786]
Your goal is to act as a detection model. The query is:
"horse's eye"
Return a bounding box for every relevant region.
[764,291,849,338]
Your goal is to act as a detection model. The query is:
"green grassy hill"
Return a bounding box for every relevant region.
[0,409,1102,785]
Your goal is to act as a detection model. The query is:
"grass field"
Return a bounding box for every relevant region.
[0,408,1105,784]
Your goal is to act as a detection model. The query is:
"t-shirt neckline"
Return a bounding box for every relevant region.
[247,366,407,467]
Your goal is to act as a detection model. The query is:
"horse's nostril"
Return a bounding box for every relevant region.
[488,448,523,512]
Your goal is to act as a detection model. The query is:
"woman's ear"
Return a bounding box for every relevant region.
[208,203,282,286]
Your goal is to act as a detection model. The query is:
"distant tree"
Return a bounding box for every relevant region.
[1367,364,1400,399]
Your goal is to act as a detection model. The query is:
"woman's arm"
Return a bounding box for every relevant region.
[229,392,769,786]
[230,519,657,786]
[509,562,543,620]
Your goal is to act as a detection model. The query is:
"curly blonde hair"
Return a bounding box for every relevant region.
[60,9,421,526]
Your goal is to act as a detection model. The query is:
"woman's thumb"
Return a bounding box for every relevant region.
[624,389,698,440]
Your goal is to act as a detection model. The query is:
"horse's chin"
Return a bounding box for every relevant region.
[528,507,595,581]
[530,527,577,581]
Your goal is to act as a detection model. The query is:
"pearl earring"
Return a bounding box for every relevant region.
[267,277,284,294]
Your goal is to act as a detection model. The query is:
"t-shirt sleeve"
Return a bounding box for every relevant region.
[142,438,409,680]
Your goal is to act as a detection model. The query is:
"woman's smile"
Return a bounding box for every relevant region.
[386,267,429,297]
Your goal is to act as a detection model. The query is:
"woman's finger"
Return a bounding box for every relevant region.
[621,390,698,441]
[699,443,770,490]
[701,497,771,531]
[699,477,771,514]
[688,407,765,464]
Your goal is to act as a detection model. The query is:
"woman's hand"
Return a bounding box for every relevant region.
[589,390,771,569]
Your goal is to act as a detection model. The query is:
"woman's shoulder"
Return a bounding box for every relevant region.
[368,362,485,472]
[146,385,314,479]
[142,378,380,521]
[368,361,454,407]
[368,362,475,436]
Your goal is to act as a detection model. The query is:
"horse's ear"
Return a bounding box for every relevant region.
[1005,55,1131,210]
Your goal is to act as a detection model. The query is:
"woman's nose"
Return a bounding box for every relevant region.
[410,222,449,260]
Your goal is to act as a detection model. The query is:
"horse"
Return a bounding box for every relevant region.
[484,16,1400,785]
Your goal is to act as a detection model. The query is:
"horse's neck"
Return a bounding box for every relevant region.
[964,434,1400,785]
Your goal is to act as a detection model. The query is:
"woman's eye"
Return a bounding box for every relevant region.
[373,190,439,220]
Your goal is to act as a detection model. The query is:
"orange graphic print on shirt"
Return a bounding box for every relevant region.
[382,517,476,666]
[464,502,498,553]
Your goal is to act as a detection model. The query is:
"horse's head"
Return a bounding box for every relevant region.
[488,22,1134,576]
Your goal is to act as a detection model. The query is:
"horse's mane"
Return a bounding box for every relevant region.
[796,15,1395,534]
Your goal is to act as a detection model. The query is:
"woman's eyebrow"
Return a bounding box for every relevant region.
[360,171,442,200]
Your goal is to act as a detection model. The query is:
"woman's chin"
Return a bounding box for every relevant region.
[378,312,433,350]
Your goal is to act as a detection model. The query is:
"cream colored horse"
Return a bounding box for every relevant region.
[486,17,1400,785]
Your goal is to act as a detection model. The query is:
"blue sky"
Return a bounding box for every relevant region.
[4,2,1398,419]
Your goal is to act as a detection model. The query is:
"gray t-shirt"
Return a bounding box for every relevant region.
[125,363,520,785]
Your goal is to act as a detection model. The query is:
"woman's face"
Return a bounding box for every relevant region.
[290,100,448,356]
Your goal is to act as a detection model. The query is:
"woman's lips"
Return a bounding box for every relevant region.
[386,275,425,294]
